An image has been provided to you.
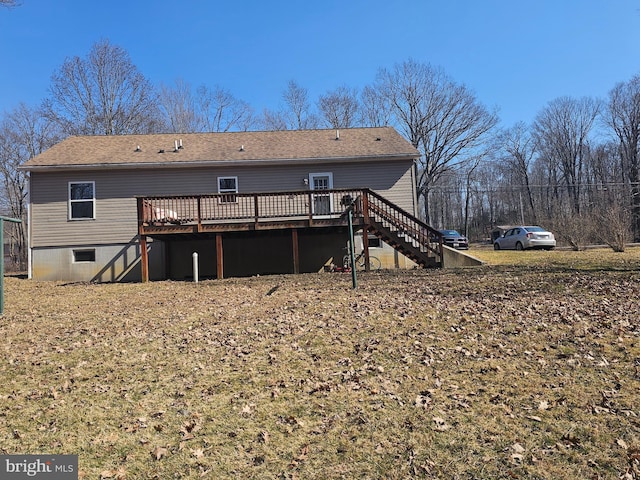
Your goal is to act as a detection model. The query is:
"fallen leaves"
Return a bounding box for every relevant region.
[257,430,270,444]
[431,416,451,432]
[99,467,126,479]
[289,444,309,469]
[180,418,200,437]
[1,251,640,479]
[414,393,431,409]
[511,442,526,464]
[190,448,205,459]
[151,446,168,461]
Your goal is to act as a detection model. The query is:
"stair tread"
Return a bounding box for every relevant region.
[366,206,442,268]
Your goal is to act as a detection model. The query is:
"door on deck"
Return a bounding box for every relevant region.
[309,172,333,217]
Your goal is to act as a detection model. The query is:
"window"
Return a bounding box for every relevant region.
[367,235,382,248]
[218,176,238,203]
[73,249,96,262]
[69,182,95,219]
[310,173,333,191]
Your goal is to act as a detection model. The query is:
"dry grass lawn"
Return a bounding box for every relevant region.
[1,247,639,479]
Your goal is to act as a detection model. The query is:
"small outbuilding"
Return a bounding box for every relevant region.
[491,225,515,243]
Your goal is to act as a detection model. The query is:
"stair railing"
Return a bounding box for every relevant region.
[363,189,443,262]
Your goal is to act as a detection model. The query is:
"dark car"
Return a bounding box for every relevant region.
[438,229,469,250]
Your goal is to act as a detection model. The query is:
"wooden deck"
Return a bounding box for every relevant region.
[137,188,366,234]
[136,189,444,281]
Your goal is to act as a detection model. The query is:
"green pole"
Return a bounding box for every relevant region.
[347,209,357,289]
[0,215,23,315]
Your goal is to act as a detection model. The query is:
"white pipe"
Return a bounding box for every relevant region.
[192,252,199,283]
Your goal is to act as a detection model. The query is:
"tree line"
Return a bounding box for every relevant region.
[2,39,640,268]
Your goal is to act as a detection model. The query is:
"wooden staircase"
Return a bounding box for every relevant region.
[137,188,445,278]
[361,190,443,268]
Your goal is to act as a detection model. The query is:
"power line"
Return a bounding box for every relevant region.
[428,181,640,194]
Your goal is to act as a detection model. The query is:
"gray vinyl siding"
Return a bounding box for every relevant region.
[29,159,416,248]
[31,241,166,282]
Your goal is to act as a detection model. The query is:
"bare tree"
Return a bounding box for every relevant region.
[282,80,319,129]
[376,59,498,224]
[463,157,481,236]
[197,85,254,132]
[597,199,632,252]
[606,75,640,241]
[259,109,289,131]
[360,85,392,127]
[158,78,200,133]
[533,96,600,214]
[159,80,254,133]
[261,80,320,131]
[44,39,161,136]
[496,122,538,223]
[317,85,361,128]
[474,160,505,234]
[586,142,620,188]
[0,104,60,268]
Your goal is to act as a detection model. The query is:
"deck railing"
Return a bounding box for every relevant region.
[137,188,444,267]
[365,189,443,258]
[137,189,367,227]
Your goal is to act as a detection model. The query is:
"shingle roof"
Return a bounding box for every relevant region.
[21,127,419,170]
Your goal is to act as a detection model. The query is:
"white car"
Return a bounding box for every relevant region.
[493,226,556,251]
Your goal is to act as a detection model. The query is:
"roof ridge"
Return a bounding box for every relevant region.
[21,127,418,170]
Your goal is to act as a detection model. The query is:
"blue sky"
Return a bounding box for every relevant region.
[1,0,639,129]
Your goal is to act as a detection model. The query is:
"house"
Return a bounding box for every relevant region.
[20,127,447,282]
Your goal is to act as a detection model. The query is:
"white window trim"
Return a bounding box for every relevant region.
[309,172,334,216]
[217,176,238,204]
[68,181,96,220]
[308,172,333,190]
[367,235,383,249]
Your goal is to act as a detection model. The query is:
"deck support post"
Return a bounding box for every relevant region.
[307,192,314,226]
[164,241,171,280]
[140,235,149,282]
[253,193,260,228]
[216,233,224,279]
[291,229,299,274]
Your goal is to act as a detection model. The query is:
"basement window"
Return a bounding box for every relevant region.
[367,235,382,248]
[69,181,95,220]
[73,249,96,262]
[218,176,238,203]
